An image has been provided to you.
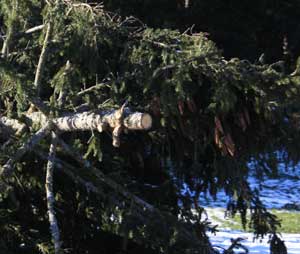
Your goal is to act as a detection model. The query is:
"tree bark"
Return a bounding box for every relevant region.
[45,132,62,254]
[26,109,152,132]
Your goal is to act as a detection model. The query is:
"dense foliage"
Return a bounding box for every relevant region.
[1,1,300,253]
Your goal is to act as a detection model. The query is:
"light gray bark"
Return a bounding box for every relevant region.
[45,132,62,254]
[34,22,52,95]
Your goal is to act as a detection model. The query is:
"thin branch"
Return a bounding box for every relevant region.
[45,132,62,254]
[77,82,110,96]
[35,148,103,196]
[25,24,45,35]
[57,137,154,211]
[34,22,52,95]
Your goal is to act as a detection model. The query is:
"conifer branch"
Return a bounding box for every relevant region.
[36,149,102,196]
[49,137,214,252]
[45,132,62,254]
[151,52,215,79]
[1,0,18,57]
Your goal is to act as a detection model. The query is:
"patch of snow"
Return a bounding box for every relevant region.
[195,165,300,253]
[209,230,300,254]
[197,168,300,209]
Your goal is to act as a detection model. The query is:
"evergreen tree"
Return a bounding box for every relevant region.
[0,1,300,253]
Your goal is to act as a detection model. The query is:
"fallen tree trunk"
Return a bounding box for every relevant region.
[0,108,152,146]
[0,108,152,178]
[26,109,152,132]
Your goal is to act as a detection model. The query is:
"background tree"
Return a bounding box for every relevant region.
[1,1,300,253]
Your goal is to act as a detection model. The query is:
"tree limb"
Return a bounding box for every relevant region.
[45,132,62,254]
[27,109,152,132]
[34,22,52,95]
[25,24,45,35]
[0,122,53,179]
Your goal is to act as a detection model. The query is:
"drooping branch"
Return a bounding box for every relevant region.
[35,147,104,196]
[0,122,53,179]
[41,138,214,252]
[45,132,62,254]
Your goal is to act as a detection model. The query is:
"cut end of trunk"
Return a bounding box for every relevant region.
[141,113,152,130]
[124,113,152,130]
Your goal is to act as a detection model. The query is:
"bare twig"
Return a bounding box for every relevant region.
[34,22,52,95]
[77,82,110,96]
[45,132,62,254]
[25,24,45,35]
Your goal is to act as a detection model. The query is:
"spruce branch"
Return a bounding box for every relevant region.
[151,52,215,80]
[35,148,103,196]
[50,137,214,252]
[45,132,62,254]
[1,0,18,57]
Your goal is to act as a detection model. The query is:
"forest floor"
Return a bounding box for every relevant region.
[201,165,300,253]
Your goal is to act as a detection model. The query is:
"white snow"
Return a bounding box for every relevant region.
[209,230,300,254]
[194,165,300,253]
[198,167,300,209]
